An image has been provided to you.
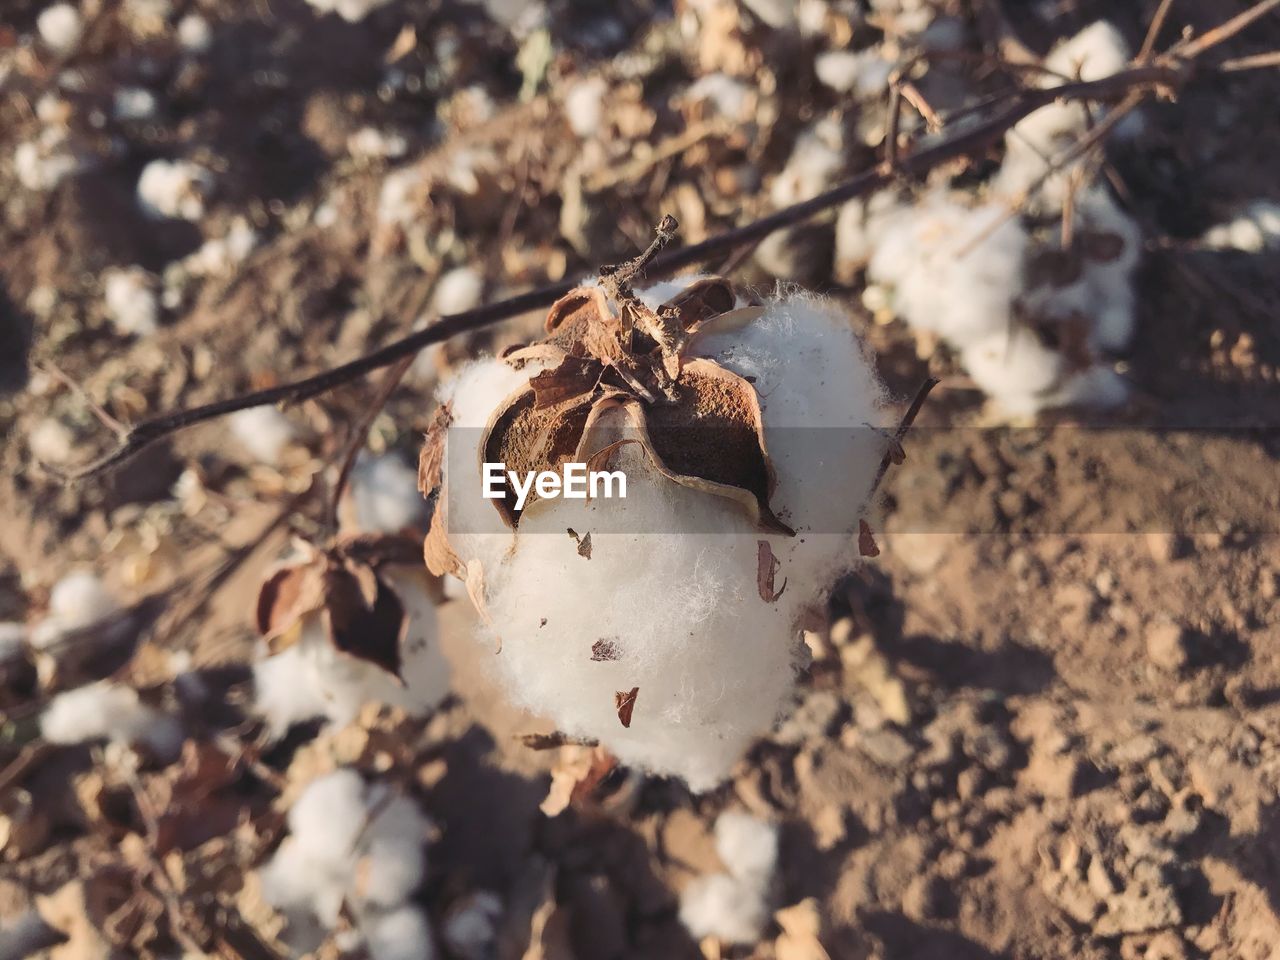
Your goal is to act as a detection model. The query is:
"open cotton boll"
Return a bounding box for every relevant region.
[46,570,119,633]
[14,129,83,191]
[769,118,846,209]
[1044,20,1130,83]
[177,13,212,52]
[137,159,214,221]
[355,787,433,907]
[431,266,484,317]
[714,811,779,884]
[814,50,895,100]
[349,453,427,533]
[564,76,608,139]
[103,267,159,337]
[40,681,183,759]
[834,190,903,280]
[679,873,771,945]
[253,569,449,737]
[305,0,394,22]
[364,905,436,960]
[681,74,754,123]
[37,3,84,56]
[960,327,1127,416]
[867,191,1029,344]
[1201,199,1280,253]
[228,406,297,465]
[439,285,886,791]
[289,768,368,861]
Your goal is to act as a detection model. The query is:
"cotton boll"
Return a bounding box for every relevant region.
[960,326,1070,416]
[769,118,846,209]
[868,191,1029,344]
[45,570,119,635]
[228,406,297,464]
[305,0,394,22]
[681,74,753,123]
[14,129,83,191]
[714,811,778,884]
[183,217,259,277]
[349,453,427,533]
[814,50,894,100]
[40,681,183,759]
[289,768,369,864]
[103,267,159,337]
[432,266,484,317]
[679,873,770,945]
[137,159,214,221]
[356,789,432,907]
[37,4,84,57]
[177,13,212,52]
[564,76,608,139]
[440,287,886,791]
[378,166,427,228]
[1044,21,1130,83]
[349,127,409,160]
[834,190,902,280]
[364,905,436,960]
[1073,187,1141,351]
[442,892,503,960]
[113,87,157,121]
[252,644,331,739]
[1201,199,1280,253]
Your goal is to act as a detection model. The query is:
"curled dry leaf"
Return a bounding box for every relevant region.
[254,534,428,680]
[614,687,639,728]
[857,520,880,558]
[757,540,787,603]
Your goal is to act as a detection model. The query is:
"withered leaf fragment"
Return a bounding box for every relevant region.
[253,535,423,682]
[417,402,453,500]
[858,519,881,558]
[757,540,787,602]
[614,687,639,728]
[576,532,592,559]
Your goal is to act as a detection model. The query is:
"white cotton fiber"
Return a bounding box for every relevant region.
[867,190,1029,344]
[37,3,83,56]
[769,118,846,209]
[1044,21,1130,83]
[177,13,212,52]
[103,267,159,337]
[681,74,753,123]
[565,76,608,139]
[438,283,887,791]
[680,873,771,945]
[261,770,434,950]
[253,569,449,738]
[814,50,894,100]
[40,681,183,760]
[14,129,83,192]
[364,905,436,960]
[350,453,427,533]
[228,406,297,465]
[305,0,394,23]
[714,811,779,884]
[1201,199,1280,253]
[442,892,502,960]
[46,570,119,633]
[137,159,214,221]
[960,328,1127,417]
[431,266,484,317]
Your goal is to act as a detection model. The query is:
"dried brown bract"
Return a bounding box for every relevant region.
[255,533,432,682]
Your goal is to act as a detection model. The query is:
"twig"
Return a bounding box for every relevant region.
[1216,49,1280,72]
[1139,0,1178,63]
[869,377,940,497]
[48,5,1280,483]
[37,361,128,437]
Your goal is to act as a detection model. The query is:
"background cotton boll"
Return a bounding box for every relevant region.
[305,0,394,22]
[37,3,84,57]
[103,267,159,336]
[814,50,895,100]
[1201,199,1280,253]
[769,119,846,209]
[355,789,433,906]
[14,130,82,192]
[40,680,184,759]
[1044,21,1130,83]
[177,13,212,52]
[252,644,329,738]
[961,326,1066,412]
[348,453,427,533]
[564,76,608,138]
[45,570,119,634]
[679,873,771,945]
[112,87,157,121]
[364,905,436,960]
[431,266,484,317]
[681,74,753,123]
[442,892,503,960]
[288,769,369,864]
[834,191,902,280]
[228,406,297,464]
[867,193,1029,345]
[136,159,214,221]
[714,811,779,884]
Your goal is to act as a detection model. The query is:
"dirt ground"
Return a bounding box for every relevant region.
[2,1,1280,959]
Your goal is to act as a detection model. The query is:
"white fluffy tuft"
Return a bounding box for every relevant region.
[349,453,427,533]
[40,681,183,760]
[137,159,214,221]
[228,407,298,465]
[37,3,84,56]
[103,267,160,337]
[439,284,886,791]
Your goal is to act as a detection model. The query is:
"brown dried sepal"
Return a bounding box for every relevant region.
[757,540,788,602]
[253,535,423,681]
[591,639,620,661]
[857,519,881,558]
[417,401,453,500]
